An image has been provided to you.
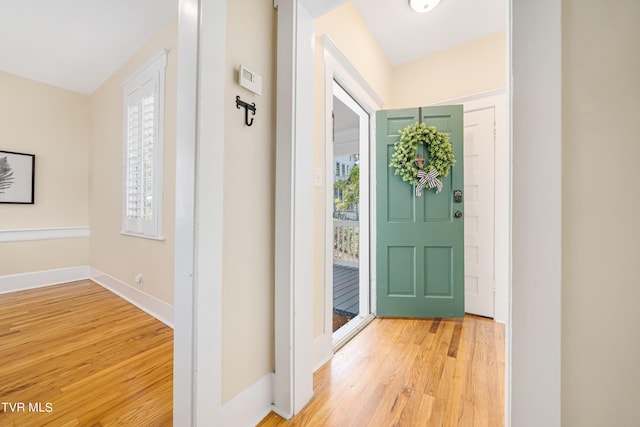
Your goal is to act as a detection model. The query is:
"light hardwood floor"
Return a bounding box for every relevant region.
[259,316,505,427]
[0,281,504,426]
[0,280,173,426]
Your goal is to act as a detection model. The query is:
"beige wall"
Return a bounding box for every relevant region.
[315,2,393,105]
[390,31,507,107]
[0,71,90,275]
[0,240,89,276]
[221,0,277,404]
[89,20,177,304]
[561,1,640,425]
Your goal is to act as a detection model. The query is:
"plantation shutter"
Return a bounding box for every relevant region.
[126,97,142,221]
[142,92,155,221]
[122,50,166,238]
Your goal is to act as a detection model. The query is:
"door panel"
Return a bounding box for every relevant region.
[424,196,451,222]
[387,147,415,223]
[424,247,453,297]
[463,107,495,317]
[376,105,464,318]
[387,246,416,296]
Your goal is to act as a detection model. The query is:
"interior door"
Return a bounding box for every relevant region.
[464,107,495,317]
[376,105,464,317]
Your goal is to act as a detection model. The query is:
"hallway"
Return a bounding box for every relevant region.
[259,316,505,426]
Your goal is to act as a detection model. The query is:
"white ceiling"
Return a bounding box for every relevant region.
[332,0,507,134]
[351,0,507,65]
[0,0,177,94]
[0,0,505,95]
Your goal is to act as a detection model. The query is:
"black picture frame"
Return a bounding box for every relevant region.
[0,150,35,204]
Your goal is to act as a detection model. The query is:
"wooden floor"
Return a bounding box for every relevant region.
[259,316,505,427]
[333,265,359,317]
[0,280,173,427]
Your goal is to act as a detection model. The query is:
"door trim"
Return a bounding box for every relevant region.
[329,81,370,347]
[273,0,315,418]
[435,91,509,323]
[173,0,225,425]
[317,36,382,368]
[510,0,562,424]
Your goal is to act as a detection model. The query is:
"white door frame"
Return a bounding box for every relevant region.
[273,1,562,426]
[435,90,509,323]
[272,0,316,418]
[173,0,226,425]
[322,41,381,356]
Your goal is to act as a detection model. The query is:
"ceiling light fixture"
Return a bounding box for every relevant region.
[409,0,441,13]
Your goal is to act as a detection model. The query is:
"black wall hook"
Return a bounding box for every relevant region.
[235,96,256,126]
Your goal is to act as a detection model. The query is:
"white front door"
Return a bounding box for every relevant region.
[463,107,496,317]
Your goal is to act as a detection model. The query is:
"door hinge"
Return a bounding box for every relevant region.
[332,111,335,142]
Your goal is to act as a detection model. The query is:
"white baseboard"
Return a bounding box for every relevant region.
[221,373,274,427]
[0,266,90,294]
[89,268,173,328]
[0,266,174,328]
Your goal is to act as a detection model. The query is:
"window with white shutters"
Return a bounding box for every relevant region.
[121,50,167,239]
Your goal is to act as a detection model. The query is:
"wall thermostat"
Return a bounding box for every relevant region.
[239,65,262,95]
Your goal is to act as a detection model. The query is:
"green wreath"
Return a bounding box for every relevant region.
[389,122,455,191]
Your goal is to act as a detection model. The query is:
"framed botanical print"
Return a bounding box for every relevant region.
[0,150,35,204]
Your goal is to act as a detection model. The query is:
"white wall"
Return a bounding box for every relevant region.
[511,0,562,425]
[561,0,640,425]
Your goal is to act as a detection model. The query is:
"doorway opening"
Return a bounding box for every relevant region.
[329,80,372,348]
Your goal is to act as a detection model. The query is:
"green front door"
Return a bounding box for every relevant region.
[376,105,464,317]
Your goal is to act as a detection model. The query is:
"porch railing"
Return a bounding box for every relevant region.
[333,220,359,267]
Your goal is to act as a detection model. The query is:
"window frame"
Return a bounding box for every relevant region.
[120,49,167,240]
